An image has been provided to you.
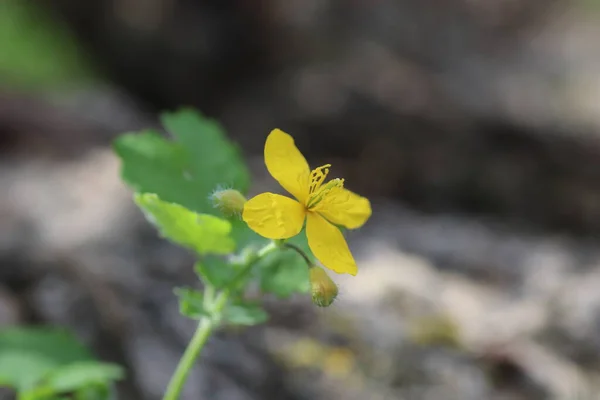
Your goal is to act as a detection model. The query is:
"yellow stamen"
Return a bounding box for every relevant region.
[306,178,344,209]
[308,164,331,196]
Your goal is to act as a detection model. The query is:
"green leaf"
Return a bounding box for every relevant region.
[286,229,313,261]
[135,193,235,255]
[114,110,250,215]
[0,0,96,89]
[259,253,310,298]
[0,351,57,390]
[43,362,124,393]
[24,383,114,400]
[161,110,250,195]
[114,109,256,247]
[114,131,196,208]
[174,287,208,320]
[224,303,269,326]
[0,328,94,391]
[73,384,113,400]
[229,219,262,248]
[258,232,311,298]
[194,257,234,289]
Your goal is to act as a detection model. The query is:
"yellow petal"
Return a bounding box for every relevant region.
[312,187,372,229]
[306,212,358,275]
[242,193,306,239]
[264,129,310,203]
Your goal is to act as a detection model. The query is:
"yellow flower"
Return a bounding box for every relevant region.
[242,129,371,275]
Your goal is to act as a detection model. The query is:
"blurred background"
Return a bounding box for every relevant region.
[2,0,600,399]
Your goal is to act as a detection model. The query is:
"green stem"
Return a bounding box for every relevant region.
[226,240,279,290]
[162,240,279,400]
[162,290,229,400]
[257,240,279,257]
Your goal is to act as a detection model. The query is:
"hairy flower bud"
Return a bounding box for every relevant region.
[210,188,247,216]
[309,266,338,307]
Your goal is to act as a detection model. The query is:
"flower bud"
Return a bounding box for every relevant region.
[309,266,338,307]
[210,188,247,216]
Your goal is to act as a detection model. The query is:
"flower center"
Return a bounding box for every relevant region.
[306,178,345,210]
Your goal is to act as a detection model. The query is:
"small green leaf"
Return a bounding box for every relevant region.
[26,383,114,400]
[287,230,313,260]
[73,384,113,400]
[0,328,94,391]
[224,303,269,326]
[43,361,124,392]
[174,288,208,320]
[258,233,311,298]
[0,351,57,391]
[194,257,234,289]
[260,253,310,298]
[135,193,235,255]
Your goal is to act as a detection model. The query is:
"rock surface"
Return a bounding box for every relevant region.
[2,134,600,399]
[3,1,600,398]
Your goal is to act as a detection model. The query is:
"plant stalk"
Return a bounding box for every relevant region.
[162,290,228,400]
[162,241,279,400]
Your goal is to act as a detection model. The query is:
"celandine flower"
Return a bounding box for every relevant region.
[242,129,371,275]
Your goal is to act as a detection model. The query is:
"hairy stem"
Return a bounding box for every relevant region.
[282,242,312,266]
[162,289,228,400]
[162,241,279,400]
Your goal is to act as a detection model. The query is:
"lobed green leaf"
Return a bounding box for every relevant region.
[223,303,269,326]
[135,193,235,256]
[114,109,260,247]
[114,110,249,215]
[0,328,94,391]
[41,362,124,393]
